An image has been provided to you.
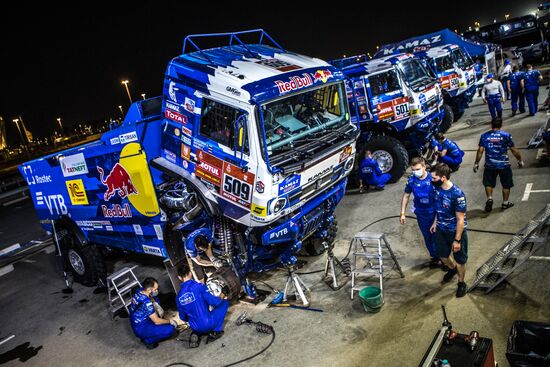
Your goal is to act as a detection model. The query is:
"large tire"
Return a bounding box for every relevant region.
[363,136,409,183]
[440,104,453,133]
[207,267,241,300]
[58,228,106,286]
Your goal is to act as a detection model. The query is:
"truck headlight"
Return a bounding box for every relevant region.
[344,157,354,171]
[270,198,287,214]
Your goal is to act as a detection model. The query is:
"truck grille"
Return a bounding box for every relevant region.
[288,165,343,207]
[301,204,326,239]
[426,97,438,111]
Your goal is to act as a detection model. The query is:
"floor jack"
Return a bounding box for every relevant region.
[282,266,310,307]
[323,240,351,290]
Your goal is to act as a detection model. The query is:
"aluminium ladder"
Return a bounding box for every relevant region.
[107,265,141,317]
[350,232,404,300]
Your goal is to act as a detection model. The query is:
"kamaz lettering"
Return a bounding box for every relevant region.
[308,166,333,183]
[382,35,442,55]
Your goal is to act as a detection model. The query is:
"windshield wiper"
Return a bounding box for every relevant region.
[276,145,313,158]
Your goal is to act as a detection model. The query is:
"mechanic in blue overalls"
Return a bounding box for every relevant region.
[359,150,392,191]
[129,277,176,349]
[184,229,222,283]
[432,133,464,171]
[176,264,229,348]
[507,65,525,116]
[400,157,439,268]
[474,59,485,97]
[481,74,506,122]
[524,64,543,116]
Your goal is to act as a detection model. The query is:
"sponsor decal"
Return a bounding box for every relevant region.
[196,150,223,186]
[21,166,52,186]
[102,203,132,218]
[154,224,164,240]
[133,224,143,236]
[181,144,191,161]
[182,126,192,137]
[382,35,442,55]
[165,109,188,125]
[119,131,138,144]
[36,192,68,215]
[182,135,192,145]
[65,179,89,205]
[255,180,265,194]
[256,58,302,72]
[163,149,176,163]
[440,74,460,90]
[174,128,180,137]
[376,97,409,121]
[106,226,113,231]
[313,70,333,83]
[270,227,288,239]
[226,86,241,96]
[110,137,120,145]
[168,81,178,102]
[221,161,255,208]
[142,245,163,257]
[251,203,266,217]
[97,163,139,201]
[166,101,181,112]
[184,97,195,113]
[339,146,352,163]
[60,153,89,177]
[308,166,333,183]
[278,174,301,196]
[275,73,313,94]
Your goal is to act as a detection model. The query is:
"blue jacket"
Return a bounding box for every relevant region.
[177,279,226,333]
[508,71,525,91]
[440,139,464,159]
[359,157,383,182]
[404,174,435,214]
[524,69,541,91]
[129,288,158,327]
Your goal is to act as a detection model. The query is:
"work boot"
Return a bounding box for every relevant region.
[511,110,516,117]
[206,331,224,344]
[442,266,457,283]
[428,258,441,269]
[484,199,493,213]
[143,341,158,349]
[456,282,468,298]
[189,332,201,348]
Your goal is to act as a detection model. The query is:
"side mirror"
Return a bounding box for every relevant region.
[233,113,248,170]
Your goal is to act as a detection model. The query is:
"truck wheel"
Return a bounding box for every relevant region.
[303,238,326,256]
[440,104,453,133]
[363,136,409,183]
[207,267,241,301]
[58,229,106,286]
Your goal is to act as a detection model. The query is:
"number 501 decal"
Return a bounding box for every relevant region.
[394,103,409,118]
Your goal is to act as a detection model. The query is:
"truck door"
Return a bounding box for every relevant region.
[365,69,409,124]
[193,97,256,224]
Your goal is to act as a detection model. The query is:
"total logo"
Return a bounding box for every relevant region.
[97,163,138,201]
[36,192,68,215]
[165,109,187,125]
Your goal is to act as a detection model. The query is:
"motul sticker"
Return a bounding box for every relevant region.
[195,150,223,186]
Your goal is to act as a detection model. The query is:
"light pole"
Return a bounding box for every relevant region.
[12,118,30,158]
[122,80,133,103]
[118,105,124,117]
[505,14,510,20]
[57,117,64,135]
[141,93,146,100]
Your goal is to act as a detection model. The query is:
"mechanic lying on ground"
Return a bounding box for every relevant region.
[129,277,177,349]
[176,264,229,348]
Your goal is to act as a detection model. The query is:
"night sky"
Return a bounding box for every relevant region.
[0,1,540,143]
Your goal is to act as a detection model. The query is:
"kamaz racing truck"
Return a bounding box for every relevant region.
[19,30,357,300]
[329,53,444,182]
[412,44,477,122]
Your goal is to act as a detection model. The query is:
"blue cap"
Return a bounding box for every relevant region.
[505,59,511,65]
[487,73,494,79]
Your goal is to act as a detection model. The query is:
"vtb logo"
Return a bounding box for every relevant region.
[97,163,138,201]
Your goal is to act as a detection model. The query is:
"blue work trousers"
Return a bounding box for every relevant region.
[362,173,392,189]
[415,210,437,259]
[192,300,229,334]
[525,88,539,116]
[487,95,502,120]
[133,319,175,345]
[510,88,525,113]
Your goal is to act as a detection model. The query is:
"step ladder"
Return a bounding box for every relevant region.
[527,118,550,148]
[350,232,404,300]
[107,265,141,317]
[469,204,550,294]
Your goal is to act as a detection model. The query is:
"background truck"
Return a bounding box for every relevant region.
[19,30,358,300]
[330,53,445,183]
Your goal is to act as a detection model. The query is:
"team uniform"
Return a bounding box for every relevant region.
[177,279,229,335]
[481,79,505,120]
[508,71,525,114]
[478,130,515,189]
[359,157,391,189]
[404,175,436,259]
[434,185,468,264]
[434,138,464,169]
[129,288,175,345]
[499,63,512,100]
[184,229,214,281]
[524,69,542,116]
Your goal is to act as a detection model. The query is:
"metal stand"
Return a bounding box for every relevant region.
[283,267,310,307]
[51,220,73,292]
[324,242,351,290]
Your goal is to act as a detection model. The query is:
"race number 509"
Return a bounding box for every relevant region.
[223,175,251,202]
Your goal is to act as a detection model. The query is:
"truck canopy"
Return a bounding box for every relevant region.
[374,29,498,58]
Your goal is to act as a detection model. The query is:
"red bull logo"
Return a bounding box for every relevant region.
[274,73,313,94]
[313,70,333,83]
[97,163,138,201]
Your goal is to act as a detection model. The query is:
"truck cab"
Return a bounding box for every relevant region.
[330,53,444,182]
[19,30,357,300]
[414,44,477,122]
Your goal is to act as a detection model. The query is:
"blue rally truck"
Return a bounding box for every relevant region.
[330,53,444,182]
[19,30,358,300]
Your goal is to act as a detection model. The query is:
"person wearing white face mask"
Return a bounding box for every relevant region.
[400,157,439,268]
[128,277,177,349]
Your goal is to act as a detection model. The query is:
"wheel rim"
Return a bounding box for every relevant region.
[68,249,86,276]
[372,150,394,173]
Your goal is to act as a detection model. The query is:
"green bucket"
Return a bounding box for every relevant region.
[358,286,383,313]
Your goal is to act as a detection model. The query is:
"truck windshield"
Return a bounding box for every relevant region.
[398,58,431,88]
[368,69,401,97]
[451,48,473,69]
[261,82,348,155]
[433,55,454,72]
